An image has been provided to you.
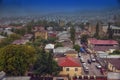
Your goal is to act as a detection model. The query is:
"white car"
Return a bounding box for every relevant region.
[91,58,96,62]
[96,64,102,69]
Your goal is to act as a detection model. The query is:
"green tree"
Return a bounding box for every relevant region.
[94,22,99,38]
[0,34,21,48]
[0,45,36,76]
[109,50,120,55]
[107,23,113,39]
[34,51,60,76]
[81,34,89,44]
[70,26,75,45]
[55,42,63,48]
[73,44,80,52]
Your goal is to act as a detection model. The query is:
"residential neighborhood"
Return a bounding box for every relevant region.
[0,0,120,80]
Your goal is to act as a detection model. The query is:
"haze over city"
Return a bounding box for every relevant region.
[0,0,120,17]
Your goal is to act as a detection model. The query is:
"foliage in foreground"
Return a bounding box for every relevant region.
[0,45,36,76]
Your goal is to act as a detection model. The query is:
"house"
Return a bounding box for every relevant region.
[22,34,33,41]
[0,35,6,42]
[103,25,120,36]
[12,39,29,45]
[53,47,75,54]
[57,57,82,78]
[106,58,120,72]
[45,44,54,52]
[3,76,30,80]
[88,38,119,52]
[65,50,78,58]
[88,23,104,36]
[34,27,48,39]
[107,72,120,80]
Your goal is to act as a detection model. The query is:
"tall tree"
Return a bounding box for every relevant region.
[73,44,80,52]
[70,26,75,45]
[33,51,60,76]
[0,45,36,76]
[94,22,99,38]
[107,23,113,39]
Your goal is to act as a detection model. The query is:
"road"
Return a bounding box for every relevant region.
[76,38,103,76]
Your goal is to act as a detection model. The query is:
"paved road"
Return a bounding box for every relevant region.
[80,53,103,76]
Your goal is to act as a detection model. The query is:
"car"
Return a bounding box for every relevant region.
[82,63,89,73]
[91,58,96,62]
[96,64,102,69]
[80,57,85,63]
[87,59,92,64]
[78,52,81,57]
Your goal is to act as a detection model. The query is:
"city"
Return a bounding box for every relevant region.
[0,0,120,80]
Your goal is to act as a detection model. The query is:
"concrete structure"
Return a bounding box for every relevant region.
[3,77,30,80]
[65,50,78,58]
[33,27,48,39]
[57,57,82,78]
[103,25,120,36]
[53,47,75,54]
[107,72,120,80]
[88,38,119,52]
[107,58,120,72]
[45,44,54,50]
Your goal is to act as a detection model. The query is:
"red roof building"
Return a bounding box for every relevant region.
[57,57,82,77]
[88,38,119,51]
[89,38,118,45]
[58,57,81,67]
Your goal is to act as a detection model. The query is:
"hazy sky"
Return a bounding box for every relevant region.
[0,0,120,16]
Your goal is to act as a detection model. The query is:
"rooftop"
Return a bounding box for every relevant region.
[58,57,81,67]
[104,58,120,70]
[89,38,118,45]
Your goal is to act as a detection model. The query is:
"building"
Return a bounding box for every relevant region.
[53,47,75,54]
[0,35,6,42]
[88,38,119,52]
[45,44,54,52]
[107,58,120,72]
[57,57,82,78]
[103,25,120,36]
[107,72,120,80]
[88,23,104,37]
[12,39,29,45]
[3,77,30,80]
[33,27,48,39]
[65,50,78,58]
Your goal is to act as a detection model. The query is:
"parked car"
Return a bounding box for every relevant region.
[83,63,89,73]
[80,57,85,63]
[91,58,96,62]
[87,59,92,64]
[78,52,81,57]
[96,64,102,69]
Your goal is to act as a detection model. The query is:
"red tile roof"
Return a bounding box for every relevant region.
[57,57,81,67]
[89,38,118,45]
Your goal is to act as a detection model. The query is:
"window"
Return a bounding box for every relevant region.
[75,68,78,71]
[66,68,69,71]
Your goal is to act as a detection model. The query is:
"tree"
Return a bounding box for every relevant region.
[107,23,113,39]
[55,42,63,48]
[33,51,60,76]
[81,34,89,44]
[109,50,120,55]
[0,34,21,48]
[94,22,99,38]
[0,45,36,76]
[73,44,80,52]
[70,26,75,45]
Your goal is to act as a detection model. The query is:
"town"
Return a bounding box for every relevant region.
[0,16,120,80]
[0,0,120,80]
